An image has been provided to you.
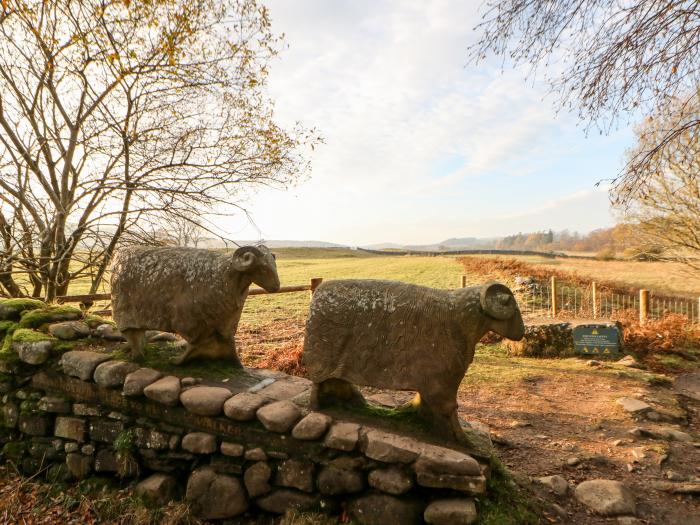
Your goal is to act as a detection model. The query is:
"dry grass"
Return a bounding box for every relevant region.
[279,510,340,525]
[619,312,699,353]
[0,464,199,525]
[254,340,306,377]
[237,318,306,376]
[461,254,700,297]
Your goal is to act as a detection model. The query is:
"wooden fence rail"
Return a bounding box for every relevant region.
[55,277,324,317]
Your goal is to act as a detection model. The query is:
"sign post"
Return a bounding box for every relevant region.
[573,323,622,358]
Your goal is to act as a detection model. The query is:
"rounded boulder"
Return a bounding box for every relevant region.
[180,386,233,416]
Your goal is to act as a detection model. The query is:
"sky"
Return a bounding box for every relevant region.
[220,0,635,246]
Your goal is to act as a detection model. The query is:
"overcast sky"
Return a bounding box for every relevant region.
[220,0,634,246]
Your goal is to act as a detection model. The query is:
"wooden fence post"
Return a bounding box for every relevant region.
[591,282,597,319]
[640,289,649,325]
[550,276,558,317]
[461,275,467,288]
[310,277,323,297]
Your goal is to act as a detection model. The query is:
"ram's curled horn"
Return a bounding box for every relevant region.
[232,246,260,271]
[480,282,516,320]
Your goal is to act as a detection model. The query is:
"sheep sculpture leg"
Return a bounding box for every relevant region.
[123,329,146,360]
[310,378,366,410]
[414,389,467,444]
[171,332,242,367]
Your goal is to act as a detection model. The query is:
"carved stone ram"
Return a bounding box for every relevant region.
[302,279,525,444]
[110,245,279,365]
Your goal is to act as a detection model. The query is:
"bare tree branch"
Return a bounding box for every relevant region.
[470,1,700,201]
[0,0,320,299]
[615,90,700,270]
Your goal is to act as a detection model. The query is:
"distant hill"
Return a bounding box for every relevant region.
[362,242,406,250]
[438,237,497,248]
[194,226,631,254]
[363,237,498,252]
[250,240,346,248]
[361,227,639,254]
[204,239,347,249]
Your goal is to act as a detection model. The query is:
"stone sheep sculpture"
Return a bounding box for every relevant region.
[110,245,280,365]
[302,279,525,444]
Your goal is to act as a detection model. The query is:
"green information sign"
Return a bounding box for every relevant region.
[573,324,621,358]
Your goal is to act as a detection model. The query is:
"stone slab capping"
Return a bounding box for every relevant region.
[1,341,495,524]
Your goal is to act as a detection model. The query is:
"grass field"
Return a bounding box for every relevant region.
[461,254,700,297]
[13,247,700,300]
[240,249,466,327]
[235,250,467,367]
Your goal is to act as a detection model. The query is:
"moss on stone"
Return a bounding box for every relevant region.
[51,337,101,356]
[476,456,540,525]
[0,321,18,365]
[19,399,39,414]
[112,429,136,455]
[0,354,22,370]
[84,315,115,328]
[0,297,45,314]
[0,320,17,336]
[345,401,432,433]
[18,306,83,329]
[0,330,18,357]
[12,328,56,344]
[1,441,27,460]
[111,343,254,381]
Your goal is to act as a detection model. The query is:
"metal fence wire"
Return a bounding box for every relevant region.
[511,279,699,323]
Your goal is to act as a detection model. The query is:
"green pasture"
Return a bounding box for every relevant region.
[241,250,469,326]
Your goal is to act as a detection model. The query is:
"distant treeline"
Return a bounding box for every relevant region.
[356,248,595,259]
[362,225,639,258]
[495,225,638,255]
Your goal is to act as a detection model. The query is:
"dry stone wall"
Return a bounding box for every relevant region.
[0,300,493,524]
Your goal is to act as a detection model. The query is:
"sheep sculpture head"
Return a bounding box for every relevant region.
[302,279,525,445]
[110,244,279,365]
[479,282,525,341]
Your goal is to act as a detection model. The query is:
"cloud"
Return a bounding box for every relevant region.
[215,0,633,245]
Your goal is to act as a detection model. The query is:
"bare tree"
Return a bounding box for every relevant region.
[615,90,700,269]
[0,0,317,300]
[158,214,207,248]
[470,1,700,201]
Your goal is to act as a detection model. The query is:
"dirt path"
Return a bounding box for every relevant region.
[457,353,700,524]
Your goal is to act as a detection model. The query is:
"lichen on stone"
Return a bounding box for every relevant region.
[112,246,235,288]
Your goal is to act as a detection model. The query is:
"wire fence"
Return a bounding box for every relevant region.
[511,277,699,323]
